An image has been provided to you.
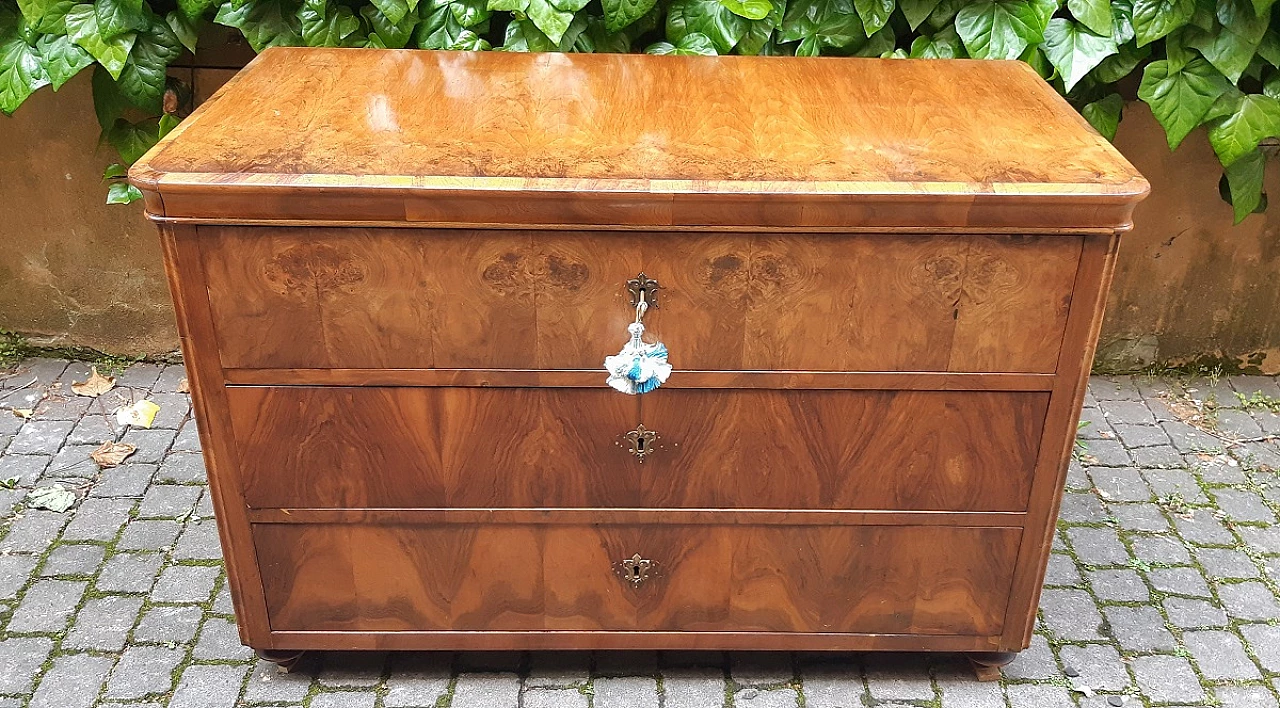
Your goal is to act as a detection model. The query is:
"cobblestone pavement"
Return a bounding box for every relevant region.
[2,358,1280,707]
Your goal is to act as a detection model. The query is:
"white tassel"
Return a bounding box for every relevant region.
[604,322,671,395]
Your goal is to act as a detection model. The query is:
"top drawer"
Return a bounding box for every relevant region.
[199,227,1081,373]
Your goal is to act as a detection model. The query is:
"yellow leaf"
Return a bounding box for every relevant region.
[71,366,116,397]
[178,377,189,393]
[13,409,33,419]
[90,441,137,468]
[116,399,161,428]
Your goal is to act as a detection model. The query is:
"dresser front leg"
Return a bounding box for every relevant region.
[256,649,307,674]
[967,652,1016,682]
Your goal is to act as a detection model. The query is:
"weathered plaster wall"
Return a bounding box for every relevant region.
[0,78,1277,370]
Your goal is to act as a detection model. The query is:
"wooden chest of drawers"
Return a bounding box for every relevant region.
[131,48,1148,674]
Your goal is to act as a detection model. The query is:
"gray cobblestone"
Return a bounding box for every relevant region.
[319,651,388,687]
[88,463,154,498]
[1058,644,1129,691]
[153,365,188,392]
[1197,547,1261,578]
[116,362,163,390]
[151,563,220,603]
[119,428,177,464]
[1060,492,1107,522]
[452,673,521,708]
[138,484,201,517]
[0,637,54,694]
[1147,566,1213,597]
[1088,568,1149,601]
[47,443,103,479]
[194,616,253,660]
[29,653,114,708]
[1219,581,1280,620]
[594,676,658,708]
[731,652,793,686]
[1007,684,1073,708]
[1132,655,1205,703]
[1090,467,1152,501]
[1241,624,1280,671]
[1132,445,1184,466]
[864,654,932,701]
[169,663,249,708]
[40,543,104,576]
[103,646,183,699]
[133,604,204,643]
[96,552,163,593]
[172,518,223,560]
[1,510,67,552]
[1130,533,1193,564]
[67,415,120,446]
[1175,510,1237,545]
[1184,630,1261,679]
[1108,502,1170,531]
[665,667,729,708]
[1067,526,1130,565]
[1218,685,1279,708]
[2,453,53,487]
[61,498,134,541]
[1164,597,1229,628]
[1045,553,1082,586]
[1214,489,1277,522]
[116,518,182,550]
[244,659,313,704]
[524,687,589,708]
[1143,467,1209,502]
[63,595,143,650]
[1103,605,1177,651]
[7,578,86,632]
[736,687,800,708]
[171,420,201,452]
[0,555,37,598]
[8,419,73,454]
[1238,525,1280,553]
[1002,634,1058,680]
[157,452,206,483]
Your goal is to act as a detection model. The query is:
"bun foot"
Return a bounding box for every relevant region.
[968,651,1016,682]
[256,649,307,674]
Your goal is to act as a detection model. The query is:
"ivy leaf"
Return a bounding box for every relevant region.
[1138,57,1231,148]
[177,0,218,19]
[214,0,302,51]
[371,0,410,23]
[417,0,468,46]
[65,3,136,79]
[647,29,719,51]
[1185,23,1264,83]
[779,0,864,48]
[736,0,783,53]
[360,3,416,46]
[102,161,127,179]
[118,15,182,111]
[854,21,894,53]
[106,180,144,204]
[1253,0,1276,18]
[909,23,965,55]
[1110,0,1134,41]
[526,0,575,41]
[0,33,49,115]
[955,0,1053,60]
[107,116,159,163]
[18,0,76,33]
[925,0,965,28]
[1043,18,1118,91]
[95,0,147,38]
[578,14,633,50]
[853,0,892,32]
[1265,69,1280,97]
[89,63,125,128]
[669,0,749,52]
[300,0,360,45]
[1131,0,1193,45]
[549,0,590,13]
[1257,28,1280,65]
[602,0,657,30]
[497,16,557,49]
[35,33,92,89]
[720,0,772,19]
[1068,0,1112,35]
[1208,92,1280,165]
[448,0,490,27]
[1082,92,1124,138]
[899,0,942,29]
[1093,40,1150,81]
[1220,147,1265,221]
[167,11,200,52]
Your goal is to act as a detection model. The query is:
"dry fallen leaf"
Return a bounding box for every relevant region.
[27,485,76,512]
[90,441,137,468]
[116,400,161,428]
[12,408,33,419]
[71,366,116,397]
[178,377,189,393]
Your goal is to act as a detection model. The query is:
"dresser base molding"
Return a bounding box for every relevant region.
[255,649,307,674]
[968,652,1018,682]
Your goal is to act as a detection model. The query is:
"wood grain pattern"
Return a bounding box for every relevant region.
[130,50,1149,229]
[201,227,1079,373]
[227,386,1046,511]
[254,522,1020,637]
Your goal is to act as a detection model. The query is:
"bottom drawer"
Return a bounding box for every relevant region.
[254,522,1020,637]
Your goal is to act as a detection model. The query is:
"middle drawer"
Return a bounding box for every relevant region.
[227,386,1048,511]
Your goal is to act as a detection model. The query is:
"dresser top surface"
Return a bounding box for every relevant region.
[131,48,1148,229]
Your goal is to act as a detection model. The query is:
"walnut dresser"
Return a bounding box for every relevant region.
[130,47,1149,677]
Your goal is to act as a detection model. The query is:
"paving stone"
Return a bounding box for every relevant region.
[1214,489,1276,522]
[1084,438,1132,466]
[1088,568,1150,601]
[1144,467,1209,502]
[153,365,188,393]
[172,518,223,560]
[1103,605,1177,651]
[1161,420,1223,453]
[169,663,249,708]
[1163,597,1229,628]
[1079,407,1111,436]
[1218,409,1265,436]
[0,555,37,598]
[61,498,134,541]
[1175,511,1237,545]
[318,651,388,687]
[1132,655,1205,703]
[1045,553,1082,586]
[146,393,192,429]
[194,616,253,660]
[1002,634,1058,679]
[115,362,164,390]
[1101,399,1158,425]
[1092,377,1142,401]
[103,646,183,699]
[1238,525,1280,554]
[594,676,659,708]
[1091,467,1153,501]
[1112,423,1171,448]
[1058,644,1129,692]
[524,687,589,708]
[151,564,220,603]
[1218,581,1280,620]
[116,519,182,551]
[66,413,122,446]
[157,452,206,483]
[1196,547,1261,578]
[213,581,234,613]
[1040,589,1104,640]
[1066,464,1092,491]
[864,654,932,701]
[1,510,68,552]
[243,658,314,704]
[731,652,793,686]
[799,665,862,708]
[1240,624,1280,671]
[29,653,114,708]
[452,672,521,708]
[525,651,590,688]
[935,675,1003,708]
[133,604,204,643]
[46,444,104,479]
[6,578,86,632]
[313,691,379,708]
[663,667,729,708]
[1061,492,1108,522]
[1131,534,1193,564]
[1217,685,1278,708]
[384,653,452,706]
[1108,502,1170,531]
[171,420,201,452]
[88,464,154,498]
[138,484,201,518]
[119,428,177,464]
[1183,630,1260,680]
[8,419,73,455]
[0,636,54,693]
[1007,684,1073,708]
[1067,526,1131,565]
[1147,566,1213,597]
[96,552,164,593]
[1132,445,1185,467]
[64,595,144,650]
[0,488,23,516]
[736,687,800,708]
[40,543,104,576]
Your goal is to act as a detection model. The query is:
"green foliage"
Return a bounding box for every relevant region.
[4,0,1280,218]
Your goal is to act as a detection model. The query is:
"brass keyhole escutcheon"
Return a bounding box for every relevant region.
[624,424,658,462]
[616,553,655,587]
[627,273,660,309]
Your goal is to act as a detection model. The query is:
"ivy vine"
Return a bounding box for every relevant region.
[2,0,1279,220]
